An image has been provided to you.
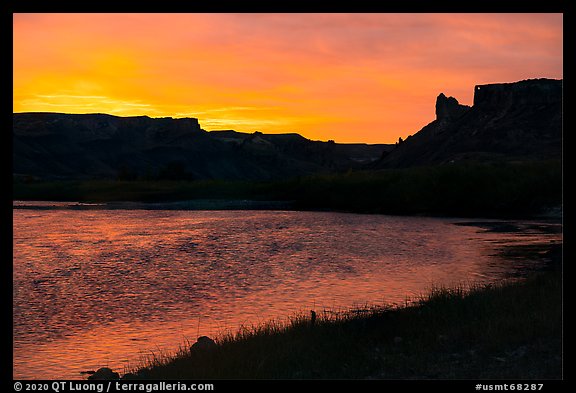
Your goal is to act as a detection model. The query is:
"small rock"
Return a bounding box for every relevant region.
[87,367,120,380]
[190,336,217,354]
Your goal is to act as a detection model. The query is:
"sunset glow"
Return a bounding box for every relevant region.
[13,13,563,143]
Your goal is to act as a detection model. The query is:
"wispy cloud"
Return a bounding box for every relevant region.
[19,94,156,115]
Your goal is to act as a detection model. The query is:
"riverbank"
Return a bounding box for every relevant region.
[124,244,561,380]
[13,160,561,218]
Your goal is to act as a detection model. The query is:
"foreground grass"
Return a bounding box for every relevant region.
[14,160,561,218]
[130,267,562,380]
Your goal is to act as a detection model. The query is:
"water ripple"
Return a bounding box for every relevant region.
[13,209,560,379]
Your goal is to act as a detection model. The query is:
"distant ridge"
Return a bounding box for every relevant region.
[13,112,392,181]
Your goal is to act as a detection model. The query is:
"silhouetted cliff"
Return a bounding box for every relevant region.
[473,79,561,110]
[375,78,562,168]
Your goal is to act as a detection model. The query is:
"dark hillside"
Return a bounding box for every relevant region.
[374,79,562,168]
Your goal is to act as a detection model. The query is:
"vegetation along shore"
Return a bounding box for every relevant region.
[14,159,561,219]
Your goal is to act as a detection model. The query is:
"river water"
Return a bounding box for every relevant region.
[12,205,561,379]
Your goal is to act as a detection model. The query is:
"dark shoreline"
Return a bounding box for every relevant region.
[13,159,562,219]
[12,199,563,228]
[12,199,296,211]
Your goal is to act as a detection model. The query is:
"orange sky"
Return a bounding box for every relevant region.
[13,13,563,143]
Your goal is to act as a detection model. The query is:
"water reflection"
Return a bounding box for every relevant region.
[13,209,561,379]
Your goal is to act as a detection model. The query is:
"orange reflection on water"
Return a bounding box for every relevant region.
[13,208,561,379]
